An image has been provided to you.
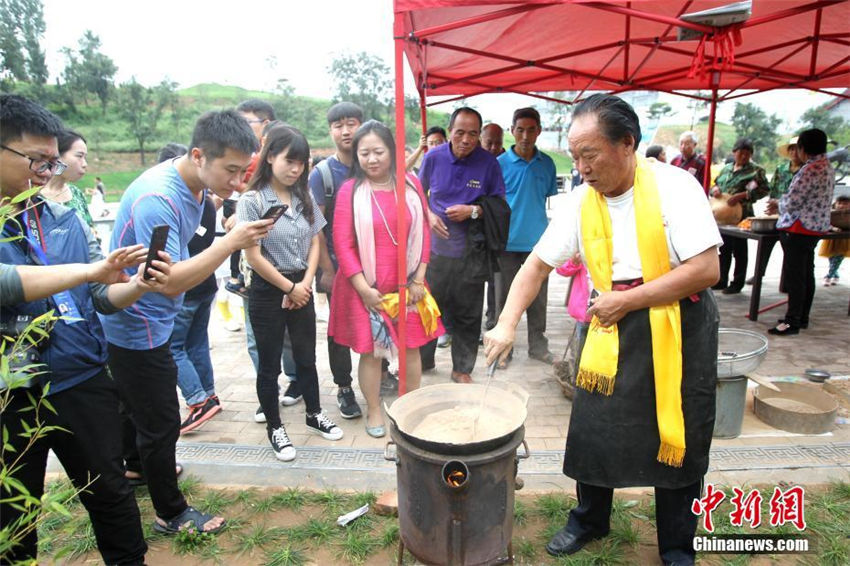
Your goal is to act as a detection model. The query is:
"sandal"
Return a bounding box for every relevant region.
[125,462,183,487]
[153,506,225,535]
[224,281,249,299]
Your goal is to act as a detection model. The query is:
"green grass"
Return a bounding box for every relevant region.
[234,524,286,553]
[265,545,307,566]
[34,483,850,565]
[268,487,307,510]
[79,170,144,202]
[535,493,574,523]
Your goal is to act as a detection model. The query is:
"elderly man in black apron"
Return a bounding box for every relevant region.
[485,93,721,566]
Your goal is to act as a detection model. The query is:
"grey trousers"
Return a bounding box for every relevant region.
[496,251,550,357]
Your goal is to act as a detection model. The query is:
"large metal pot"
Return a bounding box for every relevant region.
[386,383,529,455]
[717,328,768,378]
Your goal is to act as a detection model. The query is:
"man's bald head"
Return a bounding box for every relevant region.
[481,123,504,156]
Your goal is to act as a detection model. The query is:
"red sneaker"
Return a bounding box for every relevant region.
[180,397,222,434]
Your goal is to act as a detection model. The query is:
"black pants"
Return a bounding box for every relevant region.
[0,369,147,565]
[107,342,188,520]
[324,289,353,389]
[421,254,485,374]
[249,272,321,429]
[719,233,748,289]
[779,232,820,327]
[496,251,550,357]
[565,481,701,564]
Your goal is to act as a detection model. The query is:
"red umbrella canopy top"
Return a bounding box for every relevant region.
[395,0,850,101]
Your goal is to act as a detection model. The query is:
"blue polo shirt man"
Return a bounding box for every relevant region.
[419,107,506,383]
[496,107,557,366]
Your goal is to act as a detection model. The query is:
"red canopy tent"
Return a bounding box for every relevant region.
[388,0,850,391]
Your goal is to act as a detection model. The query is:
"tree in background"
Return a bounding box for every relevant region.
[61,30,117,115]
[647,101,673,122]
[732,102,781,164]
[686,91,709,130]
[116,78,177,165]
[328,52,393,124]
[0,0,48,88]
[543,92,579,151]
[800,104,850,146]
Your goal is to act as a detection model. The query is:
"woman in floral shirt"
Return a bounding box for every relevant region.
[770,128,834,336]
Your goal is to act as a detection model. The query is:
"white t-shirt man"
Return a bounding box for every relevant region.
[534,160,722,280]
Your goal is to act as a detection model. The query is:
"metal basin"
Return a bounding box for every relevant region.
[717,328,768,378]
[754,383,838,434]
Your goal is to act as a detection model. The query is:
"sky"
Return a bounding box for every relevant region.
[41,0,837,138]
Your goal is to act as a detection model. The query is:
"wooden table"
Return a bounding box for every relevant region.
[717,226,850,321]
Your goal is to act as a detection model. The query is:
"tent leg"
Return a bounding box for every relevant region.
[394,11,409,396]
[703,87,719,191]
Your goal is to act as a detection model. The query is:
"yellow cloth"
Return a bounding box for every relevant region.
[578,156,686,468]
[380,290,442,337]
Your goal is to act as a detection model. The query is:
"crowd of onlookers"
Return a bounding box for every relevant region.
[1,88,845,565]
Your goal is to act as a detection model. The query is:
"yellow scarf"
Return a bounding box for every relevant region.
[380,290,442,337]
[578,156,686,468]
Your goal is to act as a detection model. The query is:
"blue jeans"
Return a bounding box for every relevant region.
[244,297,296,381]
[171,293,216,406]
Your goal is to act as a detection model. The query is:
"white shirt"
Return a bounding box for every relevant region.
[534,160,722,281]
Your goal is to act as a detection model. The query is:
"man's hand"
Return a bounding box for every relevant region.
[586,290,631,327]
[418,135,427,150]
[359,287,383,310]
[223,214,237,232]
[224,219,274,251]
[319,268,335,293]
[133,251,172,293]
[429,212,449,239]
[483,323,515,366]
[87,244,147,285]
[445,204,476,223]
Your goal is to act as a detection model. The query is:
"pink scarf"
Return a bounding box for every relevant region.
[352,175,423,287]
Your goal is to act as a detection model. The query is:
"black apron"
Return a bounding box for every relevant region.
[563,289,718,489]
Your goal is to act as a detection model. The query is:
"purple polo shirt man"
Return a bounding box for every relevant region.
[418,107,506,383]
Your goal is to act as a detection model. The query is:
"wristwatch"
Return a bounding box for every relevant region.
[470,205,480,220]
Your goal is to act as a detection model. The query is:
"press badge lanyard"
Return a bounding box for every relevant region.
[14,203,83,323]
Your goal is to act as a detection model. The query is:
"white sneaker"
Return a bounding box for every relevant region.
[254,406,266,423]
[306,411,344,441]
[268,426,296,461]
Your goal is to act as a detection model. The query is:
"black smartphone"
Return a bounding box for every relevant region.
[587,289,599,315]
[261,204,289,223]
[142,225,170,280]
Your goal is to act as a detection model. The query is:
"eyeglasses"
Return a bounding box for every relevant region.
[244,119,264,125]
[1,144,68,175]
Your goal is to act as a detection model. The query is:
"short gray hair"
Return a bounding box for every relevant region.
[679,130,698,144]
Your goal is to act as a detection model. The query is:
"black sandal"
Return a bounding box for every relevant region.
[153,506,225,535]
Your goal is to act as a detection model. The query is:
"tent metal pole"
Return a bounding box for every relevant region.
[704,86,719,192]
[394,10,408,395]
[420,88,427,133]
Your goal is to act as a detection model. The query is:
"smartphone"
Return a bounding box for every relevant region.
[142,225,170,280]
[261,204,289,223]
[586,289,599,315]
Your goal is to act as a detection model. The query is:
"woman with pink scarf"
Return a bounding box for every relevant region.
[329,121,444,438]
